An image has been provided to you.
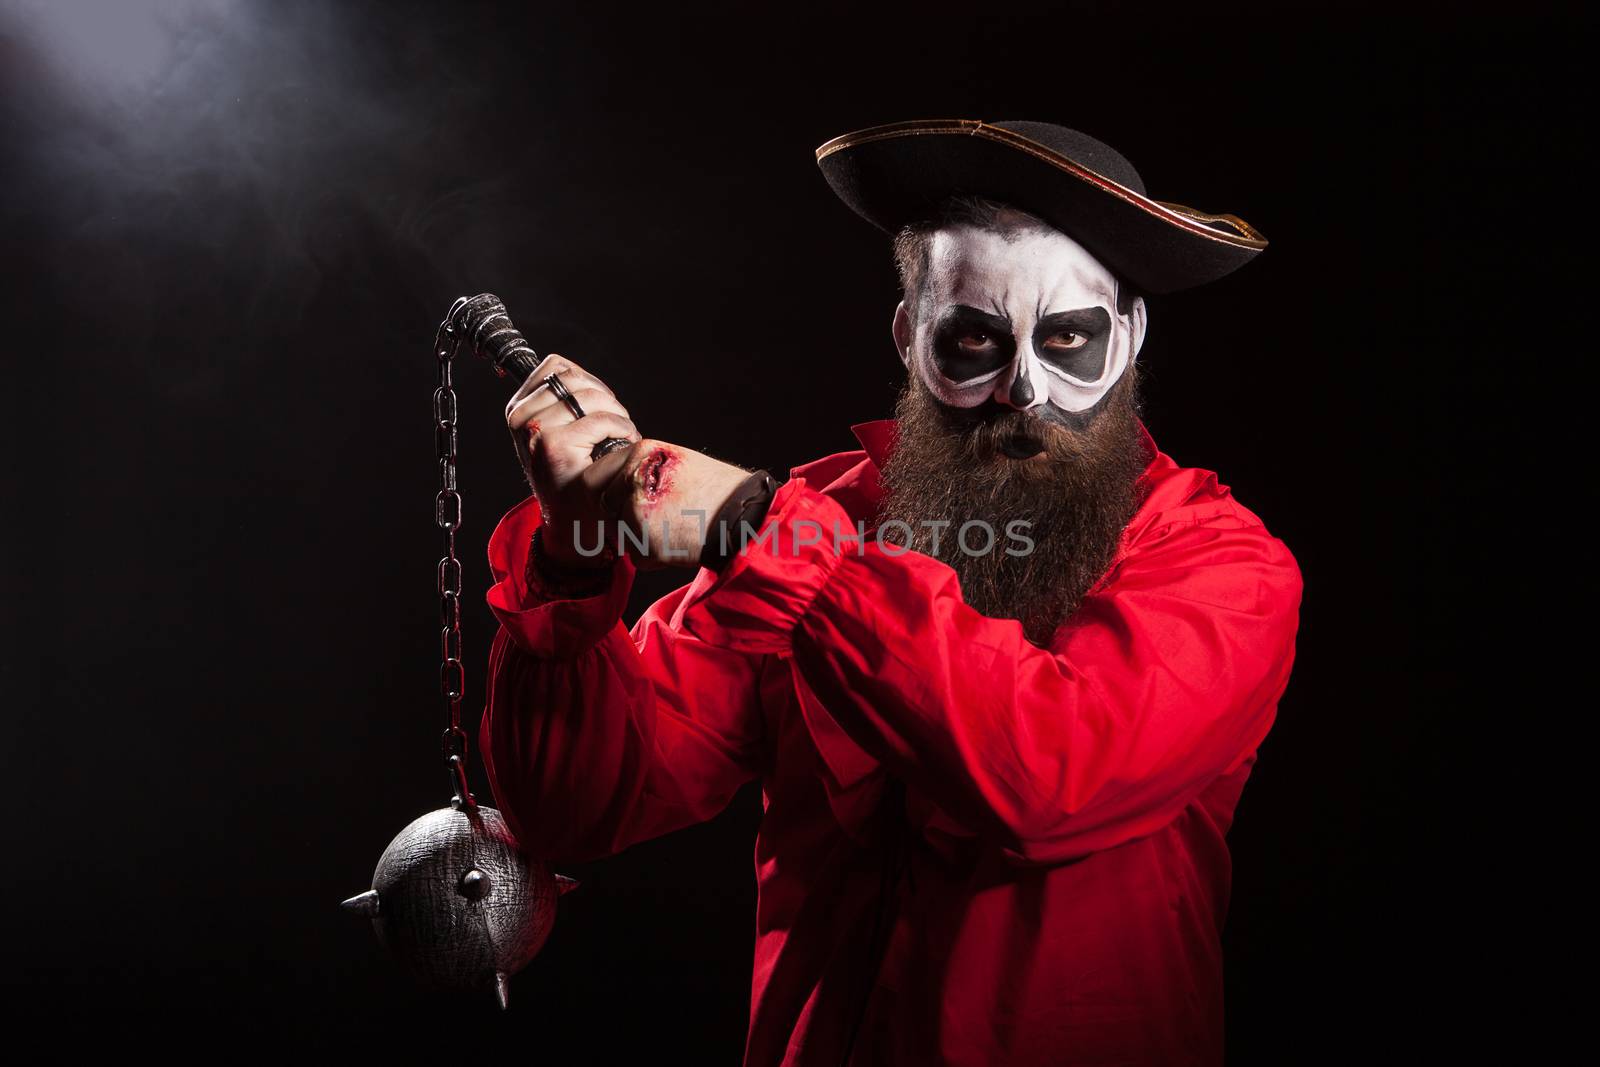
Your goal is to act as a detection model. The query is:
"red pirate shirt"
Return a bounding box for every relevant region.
[478,418,1303,1067]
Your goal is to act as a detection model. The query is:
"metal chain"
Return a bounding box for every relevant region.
[434,311,475,811]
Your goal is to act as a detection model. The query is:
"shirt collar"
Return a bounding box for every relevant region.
[850,418,898,469]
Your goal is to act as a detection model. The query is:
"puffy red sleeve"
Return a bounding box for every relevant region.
[477,495,768,865]
[690,477,1304,865]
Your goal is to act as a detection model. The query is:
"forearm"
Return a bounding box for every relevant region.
[692,479,1304,864]
[479,495,767,864]
[480,623,685,864]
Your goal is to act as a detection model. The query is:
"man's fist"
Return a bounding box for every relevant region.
[505,353,638,569]
[505,354,754,571]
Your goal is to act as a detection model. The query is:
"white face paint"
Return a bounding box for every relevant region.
[895,224,1147,419]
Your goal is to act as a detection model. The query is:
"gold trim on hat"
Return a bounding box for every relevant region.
[815,119,1268,250]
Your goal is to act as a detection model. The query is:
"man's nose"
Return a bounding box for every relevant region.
[993,346,1050,410]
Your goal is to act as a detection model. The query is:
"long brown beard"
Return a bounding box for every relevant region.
[874,366,1151,647]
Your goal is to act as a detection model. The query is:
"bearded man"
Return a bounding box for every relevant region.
[477,120,1303,1066]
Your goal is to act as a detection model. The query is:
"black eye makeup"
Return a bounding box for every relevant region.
[932,305,1016,381]
[1032,307,1111,381]
[929,304,1115,386]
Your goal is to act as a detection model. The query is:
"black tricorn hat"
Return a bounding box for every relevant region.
[815,119,1266,295]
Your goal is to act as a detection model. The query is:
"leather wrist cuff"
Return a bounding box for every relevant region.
[700,469,779,572]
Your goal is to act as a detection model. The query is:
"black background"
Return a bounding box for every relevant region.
[1,2,1575,1061]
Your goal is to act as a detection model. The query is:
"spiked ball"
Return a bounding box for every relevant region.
[342,805,577,1008]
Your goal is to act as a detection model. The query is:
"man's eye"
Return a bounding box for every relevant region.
[1044,331,1087,350]
[956,332,995,351]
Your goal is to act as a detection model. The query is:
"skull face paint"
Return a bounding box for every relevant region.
[897,224,1147,424]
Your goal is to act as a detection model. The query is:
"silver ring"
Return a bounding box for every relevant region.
[542,373,586,421]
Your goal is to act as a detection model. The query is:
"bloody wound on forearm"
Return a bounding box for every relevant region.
[638,447,677,509]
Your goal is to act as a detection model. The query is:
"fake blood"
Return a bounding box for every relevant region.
[638,447,676,510]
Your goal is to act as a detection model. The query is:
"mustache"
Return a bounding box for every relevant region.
[926,396,1127,476]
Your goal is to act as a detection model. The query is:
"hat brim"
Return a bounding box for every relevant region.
[816,119,1266,295]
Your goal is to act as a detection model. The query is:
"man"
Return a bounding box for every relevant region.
[478,119,1303,1066]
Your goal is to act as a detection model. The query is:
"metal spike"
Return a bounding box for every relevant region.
[555,874,580,895]
[493,971,510,1010]
[340,889,381,917]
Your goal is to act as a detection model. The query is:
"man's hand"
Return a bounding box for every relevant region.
[506,353,752,571]
[506,353,638,569]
